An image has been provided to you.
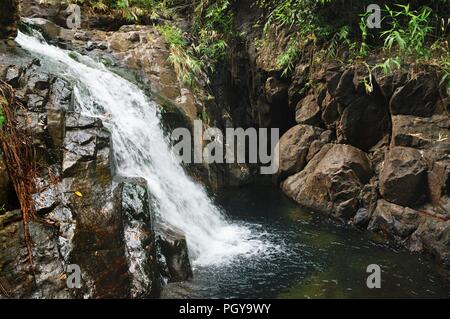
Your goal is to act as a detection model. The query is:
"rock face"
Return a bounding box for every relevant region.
[390,73,440,117]
[334,70,390,152]
[282,144,372,219]
[274,124,323,182]
[157,228,193,283]
[379,147,428,207]
[295,95,321,126]
[0,152,17,210]
[368,200,421,239]
[0,0,18,39]
[0,61,165,298]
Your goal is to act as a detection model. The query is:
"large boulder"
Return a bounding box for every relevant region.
[335,72,390,152]
[157,227,193,283]
[391,115,450,152]
[274,124,323,182]
[117,178,160,298]
[389,73,440,117]
[379,147,428,207]
[368,199,421,239]
[409,218,450,268]
[282,144,372,219]
[390,114,450,215]
[295,95,321,126]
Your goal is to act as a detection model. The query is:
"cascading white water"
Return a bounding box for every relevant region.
[16,31,269,266]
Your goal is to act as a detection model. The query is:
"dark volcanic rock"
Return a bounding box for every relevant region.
[264,76,288,105]
[368,199,421,239]
[379,147,428,207]
[0,0,19,39]
[409,218,450,268]
[336,77,390,152]
[117,178,159,298]
[157,228,193,283]
[274,124,323,182]
[0,152,17,211]
[282,144,372,219]
[295,95,321,126]
[389,73,440,117]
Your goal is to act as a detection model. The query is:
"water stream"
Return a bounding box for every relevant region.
[16,31,270,266]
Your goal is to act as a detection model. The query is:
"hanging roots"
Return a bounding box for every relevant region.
[0,81,37,268]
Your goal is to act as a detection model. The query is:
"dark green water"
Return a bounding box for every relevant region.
[163,186,450,299]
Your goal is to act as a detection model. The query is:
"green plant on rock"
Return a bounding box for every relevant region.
[0,97,6,129]
[381,4,433,59]
[374,57,402,76]
[157,24,207,89]
[277,38,300,77]
[326,25,351,59]
[192,0,234,70]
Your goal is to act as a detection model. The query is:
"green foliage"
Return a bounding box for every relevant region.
[358,11,370,57]
[374,57,402,76]
[0,96,6,129]
[438,55,450,89]
[192,0,234,70]
[326,25,351,59]
[259,0,333,36]
[0,108,4,129]
[381,4,433,58]
[157,24,206,89]
[277,38,300,77]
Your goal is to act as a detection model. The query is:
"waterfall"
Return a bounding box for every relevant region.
[16,31,267,266]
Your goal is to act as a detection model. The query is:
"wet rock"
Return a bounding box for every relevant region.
[325,65,343,96]
[427,160,450,208]
[157,228,193,283]
[0,0,19,39]
[5,65,23,88]
[379,72,408,101]
[65,113,99,129]
[0,152,17,211]
[353,208,371,229]
[85,41,97,51]
[282,144,372,219]
[32,187,59,214]
[337,79,390,152]
[390,73,440,117]
[295,95,321,126]
[62,114,110,177]
[0,210,73,298]
[368,199,421,239]
[22,18,61,42]
[321,92,339,129]
[334,68,357,106]
[117,178,159,298]
[409,218,450,268]
[264,76,288,105]
[288,64,309,108]
[274,124,323,182]
[46,108,65,152]
[379,147,428,207]
[391,115,450,152]
[48,78,73,111]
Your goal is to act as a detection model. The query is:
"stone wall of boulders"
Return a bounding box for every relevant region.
[208,1,450,270]
[274,64,450,269]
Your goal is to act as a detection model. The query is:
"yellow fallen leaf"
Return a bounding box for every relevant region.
[74,191,83,197]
